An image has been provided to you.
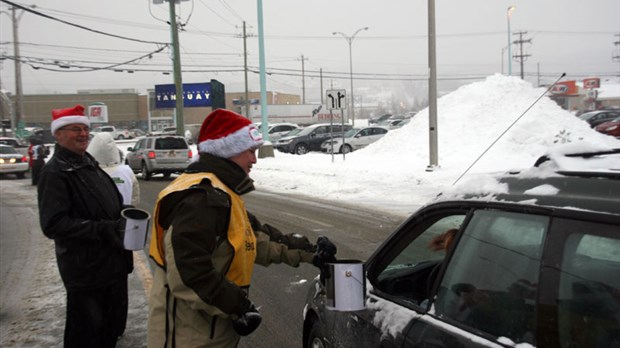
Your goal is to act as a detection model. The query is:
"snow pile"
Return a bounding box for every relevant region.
[251,74,619,215]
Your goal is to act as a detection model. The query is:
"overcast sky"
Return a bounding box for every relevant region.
[1,0,619,106]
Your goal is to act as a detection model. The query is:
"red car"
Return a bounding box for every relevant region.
[595,116,620,138]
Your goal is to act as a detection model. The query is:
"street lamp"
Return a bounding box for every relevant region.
[333,27,368,126]
[507,6,516,76]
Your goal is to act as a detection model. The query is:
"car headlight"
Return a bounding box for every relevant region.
[604,125,618,131]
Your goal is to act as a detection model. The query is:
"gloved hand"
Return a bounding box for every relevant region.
[312,236,337,269]
[283,233,316,252]
[232,303,262,336]
[102,219,125,249]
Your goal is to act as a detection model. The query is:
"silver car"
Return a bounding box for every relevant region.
[125,135,192,180]
[320,126,388,154]
[0,144,29,179]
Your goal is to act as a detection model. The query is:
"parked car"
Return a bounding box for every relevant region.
[320,126,388,154]
[125,135,192,180]
[257,122,301,142]
[32,129,56,144]
[386,118,411,129]
[91,125,130,140]
[369,114,393,125]
[150,127,178,136]
[274,123,353,155]
[577,110,620,128]
[0,137,29,157]
[0,144,29,179]
[128,128,146,139]
[303,148,620,348]
[594,116,620,138]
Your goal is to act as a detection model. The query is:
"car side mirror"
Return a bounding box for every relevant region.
[127,147,134,152]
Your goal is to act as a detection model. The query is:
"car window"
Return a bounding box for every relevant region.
[374,128,388,135]
[155,137,188,150]
[374,214,466,306]
[556,228,620,348]
[314,126,328,135]
[133,139,143,150]
[433,209,546,345]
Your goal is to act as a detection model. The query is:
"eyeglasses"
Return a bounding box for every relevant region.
[61,126,90,133]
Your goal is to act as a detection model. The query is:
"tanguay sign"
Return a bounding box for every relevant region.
[155,82,212,108]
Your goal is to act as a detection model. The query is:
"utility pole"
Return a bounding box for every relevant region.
[243,21,250,117]
[298,54,308,104]
[11,7,23,129]
[513,31,531,80]
[320,68,324,105]
[167,0,184,135]
[613,34,620,77]
[427,0,438,171]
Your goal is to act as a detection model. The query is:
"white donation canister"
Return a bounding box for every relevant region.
[121,208,151,250]
[325,259,366,311]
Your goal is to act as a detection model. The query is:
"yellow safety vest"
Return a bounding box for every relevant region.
[149,172,257,287]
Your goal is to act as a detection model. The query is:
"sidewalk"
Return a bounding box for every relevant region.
[0,178,151,347]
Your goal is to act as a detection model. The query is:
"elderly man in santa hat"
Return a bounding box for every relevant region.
[37,105,133,348]
[147,108,336,347]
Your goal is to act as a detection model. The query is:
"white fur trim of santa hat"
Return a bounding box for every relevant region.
[51,105,90,134]
[197,109,264,158]
[198,124,264,158]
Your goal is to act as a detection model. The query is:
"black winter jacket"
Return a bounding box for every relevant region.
[38,144,132,290]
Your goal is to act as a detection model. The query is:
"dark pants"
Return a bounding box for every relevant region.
[31,159,44,185]
[64,276,129,348]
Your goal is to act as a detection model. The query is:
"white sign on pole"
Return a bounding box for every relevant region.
[326,89,347,110]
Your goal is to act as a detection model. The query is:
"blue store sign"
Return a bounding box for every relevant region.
[155,82,212,108]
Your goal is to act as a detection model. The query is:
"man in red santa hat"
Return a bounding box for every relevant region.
[147,108,336,347]
[37,105,132,348]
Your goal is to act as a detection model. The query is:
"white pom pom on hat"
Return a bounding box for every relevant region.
[51,105,90,134]
[198,109,264,158]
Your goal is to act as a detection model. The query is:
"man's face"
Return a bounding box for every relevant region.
[229,148,258,175]
[55,124,90,155]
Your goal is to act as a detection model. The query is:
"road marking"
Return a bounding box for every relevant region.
[280,211,333,228]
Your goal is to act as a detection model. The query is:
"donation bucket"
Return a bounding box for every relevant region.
[325,260,366,311]
[121,208,151,251]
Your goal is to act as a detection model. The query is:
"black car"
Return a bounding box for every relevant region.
[274,123,352,155]
[303,149,620,348]
[578,110,620,128]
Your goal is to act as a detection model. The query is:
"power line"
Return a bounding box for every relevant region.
[0,0,167,45]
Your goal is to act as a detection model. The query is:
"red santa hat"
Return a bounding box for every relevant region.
[51,105,89,134]
[198,109,264,158]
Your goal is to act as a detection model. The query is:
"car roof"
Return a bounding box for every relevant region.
[437,149,620,216]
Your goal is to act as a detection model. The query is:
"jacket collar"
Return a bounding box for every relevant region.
[53,144,97,171]
[185,153,255,195]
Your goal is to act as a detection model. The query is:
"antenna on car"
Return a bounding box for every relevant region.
[452,73,567,186]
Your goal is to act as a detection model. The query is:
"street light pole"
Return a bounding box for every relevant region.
[333,27,368,126]
[507,6,516,76]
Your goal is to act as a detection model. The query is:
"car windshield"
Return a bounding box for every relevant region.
[578,112,598,120]
[344,128,361,138]
[296,127,320,136]
[0,146,18,154]
[283,128,302,137]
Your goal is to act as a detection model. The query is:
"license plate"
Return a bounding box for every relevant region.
[167,151,177,157]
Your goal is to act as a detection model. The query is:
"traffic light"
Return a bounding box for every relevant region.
[1,119,10,129]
